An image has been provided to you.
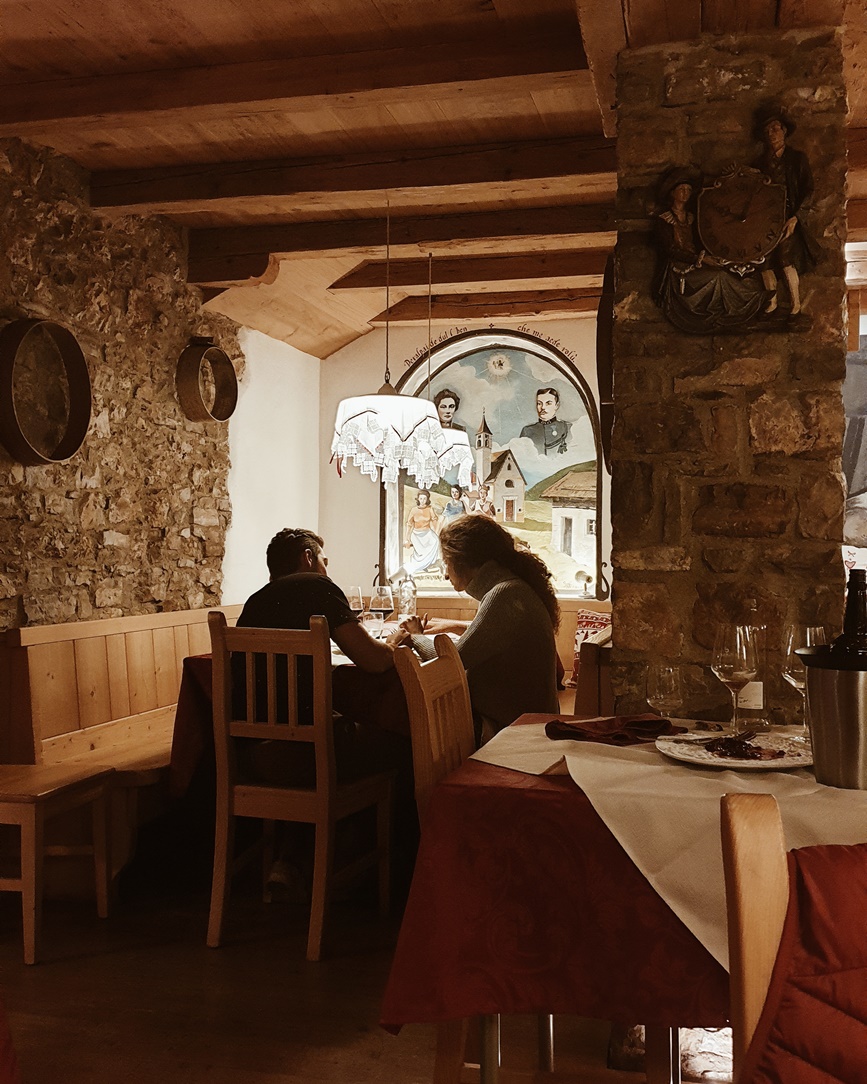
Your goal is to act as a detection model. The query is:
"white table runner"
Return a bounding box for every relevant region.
[471,723,867,970]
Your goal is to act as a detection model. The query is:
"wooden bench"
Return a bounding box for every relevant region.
[1,605,242,776]
[0,605,242,899]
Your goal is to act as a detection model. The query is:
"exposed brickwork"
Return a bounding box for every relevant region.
[0,139,242,629]
[612,31,847,720]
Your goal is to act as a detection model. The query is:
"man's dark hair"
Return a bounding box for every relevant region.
[434,387,461,409]
[535,386,560,405]
[266,527,323,578]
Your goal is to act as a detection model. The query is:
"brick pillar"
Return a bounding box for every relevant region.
[612,29,847,721]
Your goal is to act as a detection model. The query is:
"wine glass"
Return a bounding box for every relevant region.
[368,585,394,640]
[361,611,383,640]
[711,624,757,737]
[646,664,683,719]
[782,624,827,744]
[345,585,364,618]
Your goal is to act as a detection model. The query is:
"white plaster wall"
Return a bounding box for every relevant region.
[319,316,605,590]
[222,327,320,603]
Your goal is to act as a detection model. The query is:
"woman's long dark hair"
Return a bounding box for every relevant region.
[439,515,560,630]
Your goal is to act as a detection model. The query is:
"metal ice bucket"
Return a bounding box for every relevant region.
[799,646,867,790]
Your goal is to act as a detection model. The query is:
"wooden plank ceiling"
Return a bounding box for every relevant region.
[2,0,866,357]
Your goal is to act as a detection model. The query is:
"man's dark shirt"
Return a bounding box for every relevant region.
[234,573,356,723]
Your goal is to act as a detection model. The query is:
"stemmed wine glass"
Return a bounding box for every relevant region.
[712,624,757,737]
[646,664,683,718]
[345,586,364,618]
[782,624,827,744]
[368,585,394,640]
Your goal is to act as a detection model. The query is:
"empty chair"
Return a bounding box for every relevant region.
[721,793,867,1082]
[393,635,474,821]
[207,611,394,962]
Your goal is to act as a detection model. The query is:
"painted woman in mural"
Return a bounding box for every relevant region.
[403,489,440,574]
[469,483,495,517]
[441,484,470,527]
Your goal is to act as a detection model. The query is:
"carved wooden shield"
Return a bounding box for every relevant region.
[697,166,787,269]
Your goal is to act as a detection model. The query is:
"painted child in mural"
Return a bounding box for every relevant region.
[403,489,441,574]
[433,387,466,432]
[751,105,818,316]
[441,484,470,526]
[469,483,495,517]
[519,387,572,455]
[652,168,764,334]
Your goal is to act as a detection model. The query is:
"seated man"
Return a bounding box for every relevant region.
[237,527,410,784]
[237,528,414,895]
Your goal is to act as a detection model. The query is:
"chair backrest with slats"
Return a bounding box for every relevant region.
[208,611,335,797]
[720,793,789,1078]
[394,636,475,821]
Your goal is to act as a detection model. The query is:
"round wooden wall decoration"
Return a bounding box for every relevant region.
[0,318,92,466]
[176,340,238,422]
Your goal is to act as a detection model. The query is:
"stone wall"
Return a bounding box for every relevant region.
[612,30,847,719]
[0,139,242,629]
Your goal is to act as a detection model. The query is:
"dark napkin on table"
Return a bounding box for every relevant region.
[544,713,686,747]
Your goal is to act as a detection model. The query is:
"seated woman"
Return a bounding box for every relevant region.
[396,515,560,740]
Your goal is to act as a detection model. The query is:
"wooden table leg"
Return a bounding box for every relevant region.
[479,1014,501,1084]
[645,1026,681,1084]
[537,1013,554,1071]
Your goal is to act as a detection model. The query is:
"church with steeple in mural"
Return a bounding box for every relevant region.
[472,411,526,524]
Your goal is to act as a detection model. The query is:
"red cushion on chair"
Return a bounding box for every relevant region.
[739,841,867,1084]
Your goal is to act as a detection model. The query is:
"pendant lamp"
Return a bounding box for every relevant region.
[330,210,446,488]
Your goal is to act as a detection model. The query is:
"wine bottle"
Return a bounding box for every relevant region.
[830,567,867,657]
[736,600,770,732]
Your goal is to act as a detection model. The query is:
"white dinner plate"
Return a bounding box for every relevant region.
[655,732,813,771]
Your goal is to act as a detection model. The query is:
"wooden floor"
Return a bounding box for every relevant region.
[0,872,643,1084]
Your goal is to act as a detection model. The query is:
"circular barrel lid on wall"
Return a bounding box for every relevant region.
[176,339,238,422]
[0,318,92,466]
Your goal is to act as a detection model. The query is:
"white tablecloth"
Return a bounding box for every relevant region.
[471,722,867,970]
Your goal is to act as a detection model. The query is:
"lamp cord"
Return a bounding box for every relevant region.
[384,200,391,386]
[426,252,433,400]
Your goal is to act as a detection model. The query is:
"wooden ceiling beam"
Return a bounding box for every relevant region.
[187,204,617,286]
[372,289,602,324]
[329,250,609,290]
[0,30,586,135]
[573,0,627,137]
[90,136,616,214]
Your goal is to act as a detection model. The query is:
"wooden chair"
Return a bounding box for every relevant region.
[720,793,790,1080]
[572,641,614,718]
[395,638,555,1083]
[207,611,394,962]
[393,635,475,820]
[0,763,112,964]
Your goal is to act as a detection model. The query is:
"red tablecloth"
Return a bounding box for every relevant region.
[380,756,729,1030]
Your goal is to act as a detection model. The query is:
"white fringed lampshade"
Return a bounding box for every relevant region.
[437,428,474,488]
[331,387,447,487]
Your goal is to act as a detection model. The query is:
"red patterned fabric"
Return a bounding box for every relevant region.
[380,758,728,1030]
[739,842,867,1084]
[544,713,685,746]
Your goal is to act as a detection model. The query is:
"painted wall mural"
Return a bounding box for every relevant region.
[385,330,607,597]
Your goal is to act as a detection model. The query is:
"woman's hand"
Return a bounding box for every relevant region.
[385,626,411,648]
[399,614,428,636]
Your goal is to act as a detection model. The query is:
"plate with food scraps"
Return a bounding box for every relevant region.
[655,732,813,770]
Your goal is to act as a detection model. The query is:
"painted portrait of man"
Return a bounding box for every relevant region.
[519,387,571,455]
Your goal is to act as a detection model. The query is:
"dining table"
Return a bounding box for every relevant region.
[379,713,867,1083]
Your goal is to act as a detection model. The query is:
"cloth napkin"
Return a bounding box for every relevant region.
[545,713,686,747]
